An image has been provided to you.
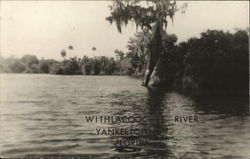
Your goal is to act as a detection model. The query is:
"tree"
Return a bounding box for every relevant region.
[93,57,101,75]
[21,55,39,67]
[68,45,74,50]
[154,33,179,86]
[38,59,59,73]
[38,60,50,73]
[61,49,67,59]
[172,29,249,93]
[107,0,184,86]
[81,56,92,75]
[92,47,96,51]
[92,47,97,57]
[68,45,74,58]
[25,64,41,73]
[114,49,125,60]
[104,58,116,75]
[126,31,151,74]
[7,57,26,73]
[62,58,80,75]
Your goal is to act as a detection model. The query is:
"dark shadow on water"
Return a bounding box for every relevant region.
[110,86,174,158]
[111,87,249,158]
[142,87,173,157]
[179,90,249,116]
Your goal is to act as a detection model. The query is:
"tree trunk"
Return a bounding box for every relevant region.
[142,22,163,87]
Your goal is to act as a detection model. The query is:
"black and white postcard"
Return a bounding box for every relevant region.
[0,0,249,158]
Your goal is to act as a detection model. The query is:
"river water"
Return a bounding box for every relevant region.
[0,74,249,158]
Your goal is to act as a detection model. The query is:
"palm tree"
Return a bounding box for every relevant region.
[61,49,67,60]
[106,0,185,86]
[92,47,96,51]
[68,45,73,50]
[68,45,74,58]
[92,47,96,57]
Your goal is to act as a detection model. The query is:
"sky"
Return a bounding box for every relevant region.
[0,1,249,60]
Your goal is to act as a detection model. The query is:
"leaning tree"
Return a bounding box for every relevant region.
[106,0,185,86]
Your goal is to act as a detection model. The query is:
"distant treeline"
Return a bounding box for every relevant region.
[0,54,135,76]
[0,46,144,76]
[0,29,248,92]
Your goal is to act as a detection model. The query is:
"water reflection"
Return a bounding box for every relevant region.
[1,74,249,158]
[109,87,171,158]
[143,87,171,157]
[110,87,249,158]
[190,92,249,116]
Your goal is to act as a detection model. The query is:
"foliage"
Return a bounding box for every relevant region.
[106,0,178,32]
[126,31,150,74]
[92,47,96,51]
[61,49,67,59]
[0,55,59,74]
[153,33,179,86]
[114,49,125,60]
[180,29,249,92]
[154,29,249,93]
[0,57,26,73]
[106,0,185,86]
[39,59,59,73]
[93,58,102,75]
[61,58,81,75]
[68,45,74,50]
[21,55,39,67]
[104,58,116,75]
[50,64,64,75]
[25,64,41,73]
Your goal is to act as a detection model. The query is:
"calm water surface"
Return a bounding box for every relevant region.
[0,74,249,158]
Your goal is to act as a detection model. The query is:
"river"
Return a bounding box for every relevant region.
[0,74,249,158]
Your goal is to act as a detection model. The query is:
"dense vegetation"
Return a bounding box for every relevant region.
[106,0,186,86]
[155,29,249,93]
[0,29,248,93]
[0,54,128,75]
